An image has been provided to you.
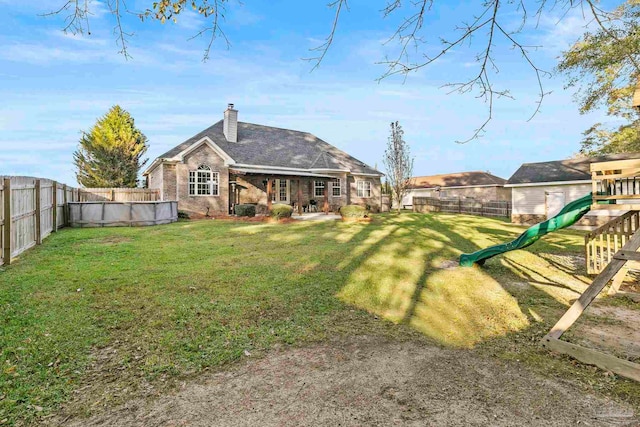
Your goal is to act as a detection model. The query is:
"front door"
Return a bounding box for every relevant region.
[271,179,290,203]
[545,191,565,218]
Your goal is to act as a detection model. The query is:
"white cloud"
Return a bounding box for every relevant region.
[48,29,109,45]
[536,8,594,54]
[0,43,113,64]
[173,9,204,31]
[88,0,109,19]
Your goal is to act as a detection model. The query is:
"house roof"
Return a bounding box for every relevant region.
[506,153,640,185]
[408,171,506,189]
[153,120,382,176]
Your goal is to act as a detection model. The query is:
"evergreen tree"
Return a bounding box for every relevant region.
[74,106,149,187]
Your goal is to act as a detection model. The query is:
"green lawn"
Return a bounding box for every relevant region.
[1,213,639,425]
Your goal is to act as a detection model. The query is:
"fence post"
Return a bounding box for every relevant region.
[458,198,462,214]
[63,184,68,227]
[111,189,115,201]
[3,178,11,265]
[35,179,42,245]
[52,181,58,232]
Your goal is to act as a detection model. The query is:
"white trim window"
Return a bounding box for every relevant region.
[357,180,372,198]
[188,165,219,196]
[271,179,289,203]
[332,178,341,196]
[314,180,326,197]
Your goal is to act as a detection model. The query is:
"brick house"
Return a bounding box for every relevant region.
[400,171,511,208]
[143,104,383,215]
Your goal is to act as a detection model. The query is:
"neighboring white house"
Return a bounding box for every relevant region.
[506,153,640,226]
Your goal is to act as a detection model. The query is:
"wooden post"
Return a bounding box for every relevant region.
[323,180,329,214]
[266,178,273,213]
[62,184,68,227]
[35,179,42,245]
[297,179,302,215]
[346,176,351,205]
[547,229,640,339]
[3,178,11,265]
[111,189,115,201]
[52,181,58,232]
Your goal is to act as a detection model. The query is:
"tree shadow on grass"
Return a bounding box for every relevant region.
[332,213,593,350]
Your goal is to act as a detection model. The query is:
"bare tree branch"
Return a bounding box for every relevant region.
[110,0,132,58]
[304,0,349,71]
[43,0,633,142]
[186,0,231,61]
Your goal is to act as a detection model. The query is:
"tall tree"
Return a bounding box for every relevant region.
[558,0,640,155]
[46,1,625,142]
[383,121,414,213]
[74,105,149,187]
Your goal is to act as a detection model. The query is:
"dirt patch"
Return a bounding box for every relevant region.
[437,259,459,269]
[59,337,637,427]
[184,215,298,223]
[83,236,132,245]
[573,305,640,360]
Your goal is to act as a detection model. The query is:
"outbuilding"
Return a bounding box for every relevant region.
[401,171,510,208]
[506,153,639,226]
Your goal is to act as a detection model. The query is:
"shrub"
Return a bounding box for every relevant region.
[177,210,190,219]
[340,205,369,218]
[235,204,256,217]
[270,204,293,219]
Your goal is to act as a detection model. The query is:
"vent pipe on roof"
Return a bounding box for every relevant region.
[223,103,238,142]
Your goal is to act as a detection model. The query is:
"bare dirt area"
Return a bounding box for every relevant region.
[62,337,638,427]
[573,304,640,360]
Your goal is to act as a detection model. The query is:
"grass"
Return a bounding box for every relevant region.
[1,213,639,425]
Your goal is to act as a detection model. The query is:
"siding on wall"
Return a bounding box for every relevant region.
[511,183,591,216]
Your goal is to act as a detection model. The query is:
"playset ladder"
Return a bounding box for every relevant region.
[541,227,640,382]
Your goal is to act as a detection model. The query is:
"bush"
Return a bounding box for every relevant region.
[177,210,190,219]
[235,204,256,217]
[339,205,369,218]
[270,203,293,219]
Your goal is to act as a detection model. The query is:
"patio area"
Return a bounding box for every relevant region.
[292,212,341,221]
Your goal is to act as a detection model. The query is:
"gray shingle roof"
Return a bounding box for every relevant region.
[157,121,382,175]
[506,153,640,185]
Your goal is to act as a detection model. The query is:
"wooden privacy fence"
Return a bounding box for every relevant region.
[79,188,160,202]
[1,176,79,266]
[413,197,511,218]
[1,177,165,267]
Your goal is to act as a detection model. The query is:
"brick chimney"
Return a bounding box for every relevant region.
[223,103,238,142]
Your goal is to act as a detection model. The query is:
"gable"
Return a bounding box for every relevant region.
[182,141,227,169]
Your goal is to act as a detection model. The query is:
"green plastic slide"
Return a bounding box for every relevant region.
[459,193,594,267]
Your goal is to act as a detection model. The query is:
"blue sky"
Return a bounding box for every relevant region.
[0,0,614,185]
